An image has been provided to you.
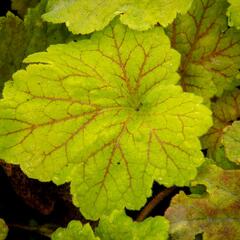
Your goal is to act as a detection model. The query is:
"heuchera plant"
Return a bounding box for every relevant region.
[0,0,240,239]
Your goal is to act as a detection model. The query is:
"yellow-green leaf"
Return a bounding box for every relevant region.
[227,0,240,29]
[51,221,99,240]
[43,0,192,34]
[0,20,212,219]
[0,219,8,240]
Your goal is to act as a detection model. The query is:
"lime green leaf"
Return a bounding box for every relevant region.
[51,221,99,240]
[0,20,212,219]
[51,211,169,240]
[96,210,169,240]
[202,89,240,162]
[0,219,8,240]
[168,0,240,100]
[11,0,40,17]
[165,164,240,239]
[223,120,240,164]
[0,0,73,96]
[43,0,193,34]
[227,0,240,29]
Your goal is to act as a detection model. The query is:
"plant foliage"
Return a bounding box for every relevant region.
[51,210,168,240]
[168,0,240,100]
[11,0,40,17]
[202,89,240,161]
[43,0,193,34]
[0,0,74,95]
[0,0,240,239]
[223,120,240,164]
[51,221,99,240]
[227,0,240,29]
[0,19,212,219]
[0,219,8,240]
[165,162,240,239]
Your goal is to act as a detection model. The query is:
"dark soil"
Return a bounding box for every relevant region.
[0,162,188,239]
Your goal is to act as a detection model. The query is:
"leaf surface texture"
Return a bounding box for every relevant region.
[0,0,73,96]
[223,120,240,164]
[202,89,240,162]
[0,20,212,219]
[51,211,168,240]
[168,0,240,100]
[43,0,193,34]
[227,0,240,29]
[51,221,99,240]
[165,163,240,239]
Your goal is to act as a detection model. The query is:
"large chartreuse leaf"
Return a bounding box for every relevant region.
[165,163,240,239]
[0,0,73,96]
[223,120,240,164]
[51,221,99,240]
[51,211,169,240]
[168,0,240,100]
[227,0,240,29]
[202,89,240,161]
[42,0,193,34]
[0,219,8,240]
[0,20,212,219]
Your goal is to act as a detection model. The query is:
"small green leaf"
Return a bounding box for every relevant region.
[51,211,169,240]
[51,221,99,240]
[202,89,240,162]
[43,0,193,34]
[165,163,240,239]
[168,0,240,100]
[0,219,8,240]
[223,120,240,164]
[227,0,240,29]
[96,210,169,240]
[0,20,212,219]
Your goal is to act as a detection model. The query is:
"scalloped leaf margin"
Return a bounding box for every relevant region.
[0,20,212,219]
[51,211,169,240]
[227,0,240,29]
[42,0,193,34]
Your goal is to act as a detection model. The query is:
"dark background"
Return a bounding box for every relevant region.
[0,0,12,17]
